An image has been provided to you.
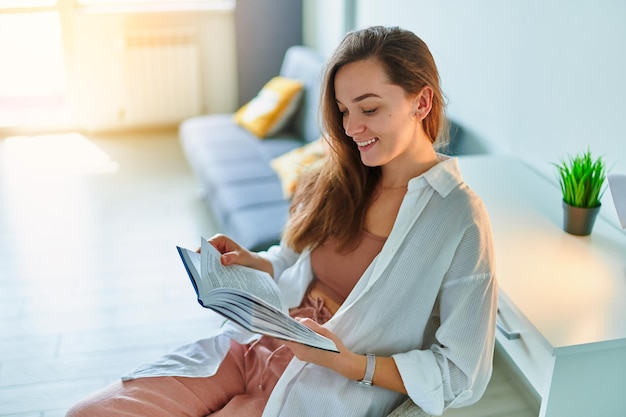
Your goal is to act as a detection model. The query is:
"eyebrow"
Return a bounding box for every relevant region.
[336,93,382,106]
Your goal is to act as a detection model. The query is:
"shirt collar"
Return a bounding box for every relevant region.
[407,154,463,198]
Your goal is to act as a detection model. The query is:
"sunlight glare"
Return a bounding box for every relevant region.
[0,11,65,97]
[0,1,57,7]
[3,133,119,175]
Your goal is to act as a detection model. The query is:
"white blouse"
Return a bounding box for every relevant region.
[124,155,498,417]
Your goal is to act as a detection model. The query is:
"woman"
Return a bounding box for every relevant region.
[67,26,497,417]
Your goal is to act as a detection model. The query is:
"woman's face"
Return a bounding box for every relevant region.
[334,59,428,169]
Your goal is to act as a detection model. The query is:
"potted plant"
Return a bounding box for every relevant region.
[554,149,607,235]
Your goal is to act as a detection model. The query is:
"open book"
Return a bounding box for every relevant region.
[177,238,339,353]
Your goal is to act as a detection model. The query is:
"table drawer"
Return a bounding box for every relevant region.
[496,294,554,399]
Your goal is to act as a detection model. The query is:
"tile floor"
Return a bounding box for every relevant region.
[0,130,538,416]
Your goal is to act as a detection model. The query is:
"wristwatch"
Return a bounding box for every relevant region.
[357,353,376,387]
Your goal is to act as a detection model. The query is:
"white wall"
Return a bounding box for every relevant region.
[302,0,348,57]
[69,9,237,131]
[355,0,626,173]
[305,0,625,227]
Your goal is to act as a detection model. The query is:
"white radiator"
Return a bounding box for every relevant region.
[122,29,202,127]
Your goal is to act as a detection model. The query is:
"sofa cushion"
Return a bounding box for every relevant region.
[278,46,325,144]
[179,115,256,161]
[270,138,326,199]
[208,180,285,228]
[234,76,305,138]
[225,202,291,251]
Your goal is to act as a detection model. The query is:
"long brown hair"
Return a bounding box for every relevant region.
[283,26,448,253]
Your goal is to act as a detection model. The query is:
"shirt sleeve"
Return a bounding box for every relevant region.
[257,240,300,279]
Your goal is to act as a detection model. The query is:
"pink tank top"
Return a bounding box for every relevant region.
[310,230,386,305]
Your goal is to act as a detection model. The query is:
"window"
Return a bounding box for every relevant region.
[0,1,56,7]
[75,0,233,13]
[76,0,229,5]
[0,0,231,130]
[0,3,67,128]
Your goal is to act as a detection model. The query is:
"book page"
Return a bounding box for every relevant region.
[200,238,283,310]
[208,288,339,352]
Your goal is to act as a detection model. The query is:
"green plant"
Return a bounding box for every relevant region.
[554,149,607,208]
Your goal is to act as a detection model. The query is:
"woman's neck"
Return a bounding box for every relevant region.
[380,152,440,189]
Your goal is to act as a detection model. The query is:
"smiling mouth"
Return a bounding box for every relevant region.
[356,138,378,147]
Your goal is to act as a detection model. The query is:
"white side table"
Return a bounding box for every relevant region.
[457,155,626,417]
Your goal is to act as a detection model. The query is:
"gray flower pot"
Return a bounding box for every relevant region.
[562,201,601,236]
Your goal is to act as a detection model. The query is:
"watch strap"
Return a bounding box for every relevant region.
[358,353,375,386]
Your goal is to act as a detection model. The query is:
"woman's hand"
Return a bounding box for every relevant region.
[283,318,364,381]
[206,233,274,277]
[284,318,408,394]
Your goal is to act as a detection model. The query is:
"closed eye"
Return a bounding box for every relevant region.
[338,108,377,116]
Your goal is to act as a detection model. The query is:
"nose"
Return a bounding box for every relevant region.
[344,113,365,137]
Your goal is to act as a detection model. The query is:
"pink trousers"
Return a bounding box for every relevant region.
[65,293,333,417]
[65,337,293,417]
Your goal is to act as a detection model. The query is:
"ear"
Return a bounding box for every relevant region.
[412,86,434,121]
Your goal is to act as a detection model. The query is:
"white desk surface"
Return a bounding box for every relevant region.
[457,155,626,354]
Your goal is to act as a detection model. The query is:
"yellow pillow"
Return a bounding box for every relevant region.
[234,76,304,138]
[270,138,327,199]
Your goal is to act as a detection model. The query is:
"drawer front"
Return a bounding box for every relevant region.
[496,294,554,398]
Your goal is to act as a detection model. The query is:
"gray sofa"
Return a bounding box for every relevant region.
[179,45,325,251]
